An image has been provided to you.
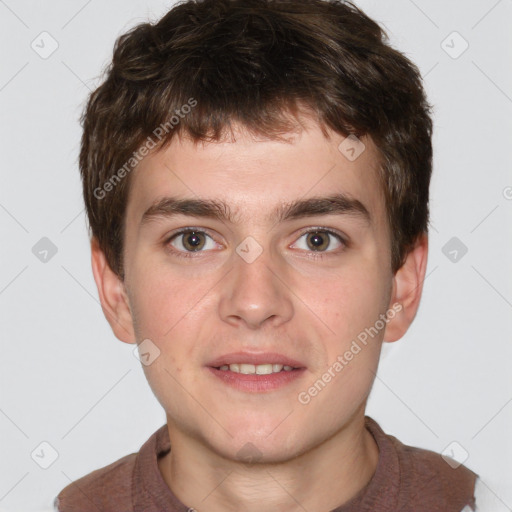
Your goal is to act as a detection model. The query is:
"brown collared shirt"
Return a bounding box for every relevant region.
[54,416,478,511]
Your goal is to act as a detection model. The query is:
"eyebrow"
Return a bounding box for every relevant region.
[140,193,372,227]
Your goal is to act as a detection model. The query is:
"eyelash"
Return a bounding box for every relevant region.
[164,227,347,261]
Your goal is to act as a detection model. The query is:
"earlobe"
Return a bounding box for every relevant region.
[90,237,137,344]
[383,233,429,343]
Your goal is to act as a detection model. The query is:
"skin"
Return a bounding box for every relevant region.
[92,115,428,512]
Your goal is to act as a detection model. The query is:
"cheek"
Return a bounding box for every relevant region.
[127,261,221,381]
[303,262,387,342]
[128,267,210,413]
[128,260,204,339]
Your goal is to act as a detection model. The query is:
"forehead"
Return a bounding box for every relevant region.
[125,120,386,233]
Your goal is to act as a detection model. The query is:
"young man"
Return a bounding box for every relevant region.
[55,0,487,510]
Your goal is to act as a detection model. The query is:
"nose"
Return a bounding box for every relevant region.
[218,241,294,330]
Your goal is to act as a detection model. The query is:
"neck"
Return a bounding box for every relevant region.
[158,412,379,512]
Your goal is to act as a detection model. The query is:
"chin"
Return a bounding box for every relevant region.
[207,423,308,464]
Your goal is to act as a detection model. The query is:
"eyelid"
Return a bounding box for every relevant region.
[165,227,221,249]
[291,227,347,251]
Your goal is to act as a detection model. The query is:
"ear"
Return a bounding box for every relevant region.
[90,237,136,344]
[383,233,428,343]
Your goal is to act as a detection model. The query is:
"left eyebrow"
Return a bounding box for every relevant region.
[274,193,372,226]
[140,193,372,227]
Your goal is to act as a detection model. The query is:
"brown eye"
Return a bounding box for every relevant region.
[306,231,330,251]
[182,231,205,251]
[169,230,215,253]
[291,229,344,253]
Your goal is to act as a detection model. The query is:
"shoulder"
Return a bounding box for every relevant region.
[53,451,137,512]
[390,436,477,506]
[365,417,478,504]
[400,440,476,480]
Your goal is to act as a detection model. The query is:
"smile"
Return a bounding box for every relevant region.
[217,363,296,374]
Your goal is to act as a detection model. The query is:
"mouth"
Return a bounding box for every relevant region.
[215,363,298,374]
[206,352,306,392]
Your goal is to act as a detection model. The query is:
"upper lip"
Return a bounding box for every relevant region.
[207,352,306,368]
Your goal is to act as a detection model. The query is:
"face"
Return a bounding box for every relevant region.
[119,119,398,462]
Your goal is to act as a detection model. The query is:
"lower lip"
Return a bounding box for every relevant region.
[206,367,306,392]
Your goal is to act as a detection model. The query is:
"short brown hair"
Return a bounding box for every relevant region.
[80,0,432,280]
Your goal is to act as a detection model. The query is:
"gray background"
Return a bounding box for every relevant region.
[1,0,511,510]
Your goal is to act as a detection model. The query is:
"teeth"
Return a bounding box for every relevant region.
[218,363,295,374]
[239,364,255,374]
[256,364,273,375]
